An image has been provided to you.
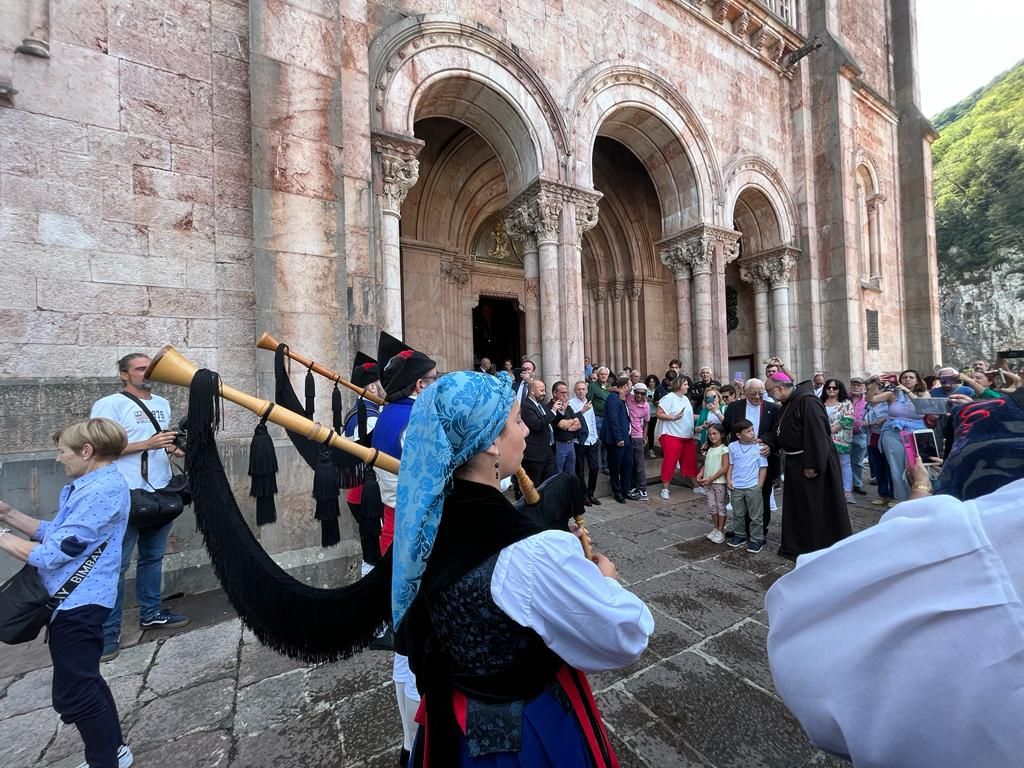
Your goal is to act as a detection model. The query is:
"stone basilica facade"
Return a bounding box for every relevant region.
[0,0,941,581]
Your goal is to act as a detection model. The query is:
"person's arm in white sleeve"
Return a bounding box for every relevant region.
[491,529,654,672]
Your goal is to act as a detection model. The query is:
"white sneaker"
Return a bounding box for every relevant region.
[705,530,717,541]
[660,488,670,500]
[77,744,133,768]
[692,486,707,496]
[711,530,726,544]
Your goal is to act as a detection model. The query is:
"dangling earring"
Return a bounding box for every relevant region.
[494,453,501,481]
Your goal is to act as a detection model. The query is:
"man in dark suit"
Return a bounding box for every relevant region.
[599,376,635,503]
[722,378,780,534]
[476,356,494,374]
[521,378,558,485]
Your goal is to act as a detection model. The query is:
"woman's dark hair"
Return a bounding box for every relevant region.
[704,422,725,450]
[644,374,659,390]
[923,374,937,389]
[820,379,850,403]
[899,369,928,394]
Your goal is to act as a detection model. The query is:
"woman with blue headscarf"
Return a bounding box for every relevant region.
[392,370,654,768]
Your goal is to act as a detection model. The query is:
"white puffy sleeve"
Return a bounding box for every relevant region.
[491,529,654,672]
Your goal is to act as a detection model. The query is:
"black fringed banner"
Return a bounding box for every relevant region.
[332,383,343,433]
[313,446,342,547]
[248,412,278,526]
[304,364,316,417]
[185,368,390,663]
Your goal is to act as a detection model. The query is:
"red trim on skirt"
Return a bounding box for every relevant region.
[379,504,394,555]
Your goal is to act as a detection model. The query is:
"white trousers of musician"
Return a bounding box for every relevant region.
[393,653,421,752]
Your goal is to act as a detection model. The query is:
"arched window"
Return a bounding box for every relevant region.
[855,163,883,282]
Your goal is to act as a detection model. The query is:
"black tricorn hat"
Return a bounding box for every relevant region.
[377,332,436,398]
[350,351,378,388]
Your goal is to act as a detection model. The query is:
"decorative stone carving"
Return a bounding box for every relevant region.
[713,1,733,24]
[866,192,887,214]
[372,132,424,215]
[687,235,715,274]
[16,0,49,58]
[629,285,642,300]
[505,204,538,253]
[739,260,771,293]
[735,11,752,36]
[592,286,605,302]
[473,214,522,268]
[504,179,603,246]
[575,200,600,240]
[440,261,469,285]
[765,250,797,288]
[739,247,799,291]
[612,286,624,301]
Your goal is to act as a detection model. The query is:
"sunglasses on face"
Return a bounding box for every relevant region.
[826,385,839,390]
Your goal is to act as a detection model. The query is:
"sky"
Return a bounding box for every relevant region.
[916,2,1024,117]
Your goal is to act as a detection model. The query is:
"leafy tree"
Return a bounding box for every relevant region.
[932,60,1024,279]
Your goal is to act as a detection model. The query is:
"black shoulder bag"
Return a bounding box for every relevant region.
[0,540,108,644]
[120,392,191,529]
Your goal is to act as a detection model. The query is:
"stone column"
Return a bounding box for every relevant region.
[505,207,541,361]
[628,285,641,367]
[767,250,798,365]
[739,262,771,366]
[534,194,562,384]
[594,287,608,365]
[867,194,885,280]
[439,261,470,369]
[610,286,624,370]
[15,0,50,57]
[658,241,693,374]
[687,234,715,374]
[566,196,600,384]
[373,133,423,337]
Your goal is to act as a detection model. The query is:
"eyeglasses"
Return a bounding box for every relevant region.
[421,375,438,383]
[826,385,839,390]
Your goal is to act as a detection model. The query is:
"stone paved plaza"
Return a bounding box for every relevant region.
[0,481,881,768]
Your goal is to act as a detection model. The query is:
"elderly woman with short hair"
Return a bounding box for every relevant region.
[0,418,133,768]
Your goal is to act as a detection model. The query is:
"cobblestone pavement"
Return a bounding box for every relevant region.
[0,482,880,767]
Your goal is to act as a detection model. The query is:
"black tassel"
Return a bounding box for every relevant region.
[304,366,316,417]
[357,399,368,439]
[332,384,343,433]
[249,419,279,526]
[313,446,341,547]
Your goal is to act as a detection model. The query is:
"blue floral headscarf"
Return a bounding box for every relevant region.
[392,370,516,627]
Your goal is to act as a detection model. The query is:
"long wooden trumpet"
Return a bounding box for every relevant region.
[145,345,400,475]
[257,332,385,406]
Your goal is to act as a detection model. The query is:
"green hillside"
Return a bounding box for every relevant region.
[931,59,1024,277]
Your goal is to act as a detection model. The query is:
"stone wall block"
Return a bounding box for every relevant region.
[147,287,219,319]
[86,126,172,170]
[212,0,250,61]
[252,0,341,80]
[252,128,342,200]
[51,0,110,52]
[0,344,122,378]
[0,310,80,345]
[5,244,93,281]
[108,0,213,83]
[35,279,149,314]
[216,317,257,347]
[1,136,41,177]
[37,212,151,255]
[149,229,217,262]
[249,55,338,144]
[119,61,213,146]
[36,150,133,193]
[171,145,216,176]
[12,42,120,129]
[132,166,215,205]
[1,174,104,218]
[215,233,254,263]
[2,111,89,155]
[216,262,256,292]
[186,256,217,288]
[340,17,368,75]
[214,205,253,238]
[90,252,188,288]
[212,113,251,156]
[213,149,252,209]
[252,188,337,257]
[102,187,216,236]
[217,289,257,320]
[80,314,192,347]
[0,210,38,243]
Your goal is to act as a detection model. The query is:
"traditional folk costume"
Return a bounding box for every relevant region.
[765,380,851,559]
[370,332,438,763]
[766,391,1024,767]
[393,371,654,767]
[341,352,382,576]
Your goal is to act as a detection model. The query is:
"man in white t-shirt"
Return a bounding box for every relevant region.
[91,353,189,660]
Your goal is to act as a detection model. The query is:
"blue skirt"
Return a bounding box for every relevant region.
[411,688,595,767]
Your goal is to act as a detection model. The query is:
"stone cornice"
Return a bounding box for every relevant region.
[371,131,425,161]
[852,80,900,125]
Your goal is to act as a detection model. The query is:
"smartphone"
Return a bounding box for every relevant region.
[899,431,917,466]
[913,429,940,465]
[733,371,744,382]
[913,398,953,416]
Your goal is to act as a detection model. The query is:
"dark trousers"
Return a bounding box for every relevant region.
[575,442,599,498]
[605,442,634,498]
[522,452,556,488]
[868,440,893,498]
[49,605,123,768]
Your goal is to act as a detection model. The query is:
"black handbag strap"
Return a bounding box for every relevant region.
[121,391,163,484]
[49,540,108,607]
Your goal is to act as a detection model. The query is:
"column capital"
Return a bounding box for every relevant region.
[742,246,800,290]
[439,261,469,285]
[372,131,424,215]
[575,199,600,240]
[592,284,606,302]
[866,192,887,213]
[662,224,742,275]
[505,179,603,245]
[628,285,642,300]
[658,242,691,281]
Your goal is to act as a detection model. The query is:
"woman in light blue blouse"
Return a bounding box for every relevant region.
[0,418,133,768]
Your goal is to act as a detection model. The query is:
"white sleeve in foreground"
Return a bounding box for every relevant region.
[491,529,654,672]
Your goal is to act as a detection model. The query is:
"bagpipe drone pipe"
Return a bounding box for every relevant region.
[146,345,592,663]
